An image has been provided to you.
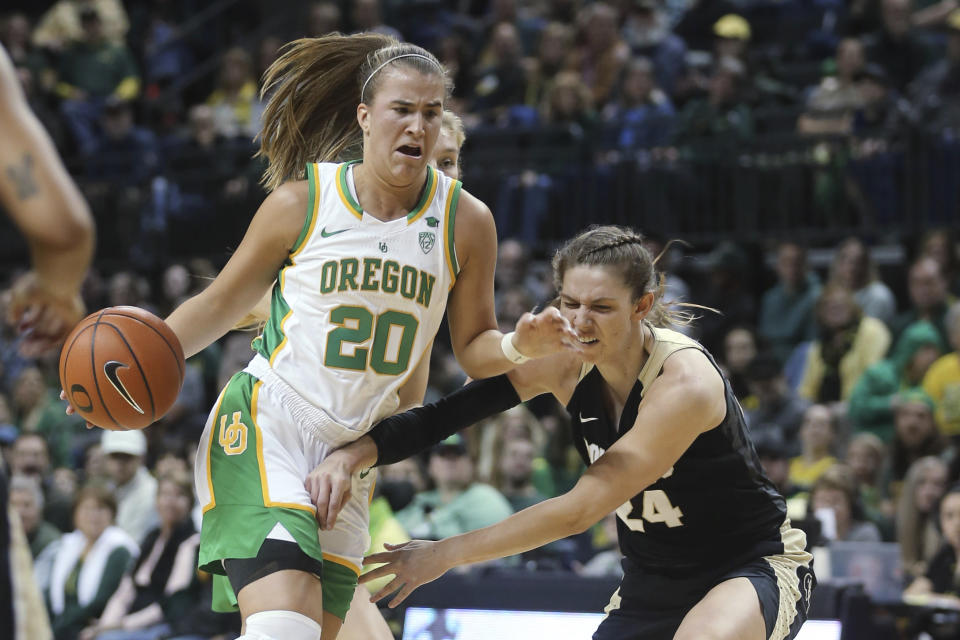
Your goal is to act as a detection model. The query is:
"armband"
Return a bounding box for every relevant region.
[500,331,531,364]
[369,374,522,466]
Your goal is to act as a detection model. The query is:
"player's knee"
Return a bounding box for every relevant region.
[240,610,322,640]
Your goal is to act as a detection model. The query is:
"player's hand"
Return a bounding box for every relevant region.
[512,306,582,359]
[306,452,354,530]
[60,389,95,429]
[361,540,452,608]
[7,271,84,357]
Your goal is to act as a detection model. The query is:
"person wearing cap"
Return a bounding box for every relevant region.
[849,321,945,443]
[101,430,158,543]
[395,435,513,541]
[712,14,750,62]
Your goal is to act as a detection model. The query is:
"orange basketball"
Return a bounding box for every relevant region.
[59,306,185,430]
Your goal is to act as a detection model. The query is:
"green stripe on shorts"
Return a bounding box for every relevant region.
[199,372,324,600]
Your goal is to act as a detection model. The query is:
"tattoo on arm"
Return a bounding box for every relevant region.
[6,153,38,200]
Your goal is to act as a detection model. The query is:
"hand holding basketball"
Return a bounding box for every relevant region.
[59,306,185,430]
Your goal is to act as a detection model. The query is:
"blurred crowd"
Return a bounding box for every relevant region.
[4,0,960,638]
[4,0,960,260]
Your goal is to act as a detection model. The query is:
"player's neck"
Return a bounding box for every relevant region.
[353,162,427,221]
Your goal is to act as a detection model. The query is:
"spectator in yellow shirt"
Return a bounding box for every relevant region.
[923,301,960,438]
[789,403,838,492]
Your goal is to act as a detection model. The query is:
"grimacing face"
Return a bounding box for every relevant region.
[559,264,649,364]
[358,66,445,188]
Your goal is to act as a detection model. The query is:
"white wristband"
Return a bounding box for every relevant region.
[500,331,531,364]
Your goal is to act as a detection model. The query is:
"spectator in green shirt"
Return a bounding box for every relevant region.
[848,320,944,442]
[397,434,514,541]
[42,484,138,640]
[55,7,139,155]
[673,55,754,150]
[758,241,821,365]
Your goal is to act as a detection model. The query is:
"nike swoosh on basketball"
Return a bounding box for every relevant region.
[580,414,598,422]
[320,226,351,238]
[103,361,145,415]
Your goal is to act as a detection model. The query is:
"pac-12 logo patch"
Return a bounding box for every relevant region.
[419,232,436,254]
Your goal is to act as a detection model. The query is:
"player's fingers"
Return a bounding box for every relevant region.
[19,304,41,329]
[370,577,403,604]
[388,584,417,608]
[325,486,350,531]
[312,476,331,528]
[383,541,412,551]
[34,308,67,342]
[358,564,392,585]
[363,551,394,566]
[305,479,321,522]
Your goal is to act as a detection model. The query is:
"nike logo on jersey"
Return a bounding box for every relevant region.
[103,361,145,414]
[580,414,598,422]
[321,226,350,238]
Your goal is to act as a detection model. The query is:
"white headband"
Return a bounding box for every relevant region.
[361,53,442,101]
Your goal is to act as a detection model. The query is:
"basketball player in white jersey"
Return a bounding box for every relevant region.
[335,108,470,640]
[136,34,577,640]
[1,43,94,640]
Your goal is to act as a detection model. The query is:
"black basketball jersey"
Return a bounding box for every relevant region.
[566,325,788,578]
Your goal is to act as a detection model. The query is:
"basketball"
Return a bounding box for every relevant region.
[59,306,185,430]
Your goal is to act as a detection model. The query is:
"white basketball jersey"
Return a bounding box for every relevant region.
[255,161,460,431]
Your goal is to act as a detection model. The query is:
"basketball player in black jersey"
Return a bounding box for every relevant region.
[311,225,816,640]
[1,43,95,640]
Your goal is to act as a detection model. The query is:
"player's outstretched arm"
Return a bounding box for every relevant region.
[165,182,307,357]
[359,350,727,607]
[0,45,94,355]
[309,349,580,529]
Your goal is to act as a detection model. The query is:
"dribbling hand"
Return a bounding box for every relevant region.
[306,452,354,530]
[360,540,452,608]
[512,306,582,359]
